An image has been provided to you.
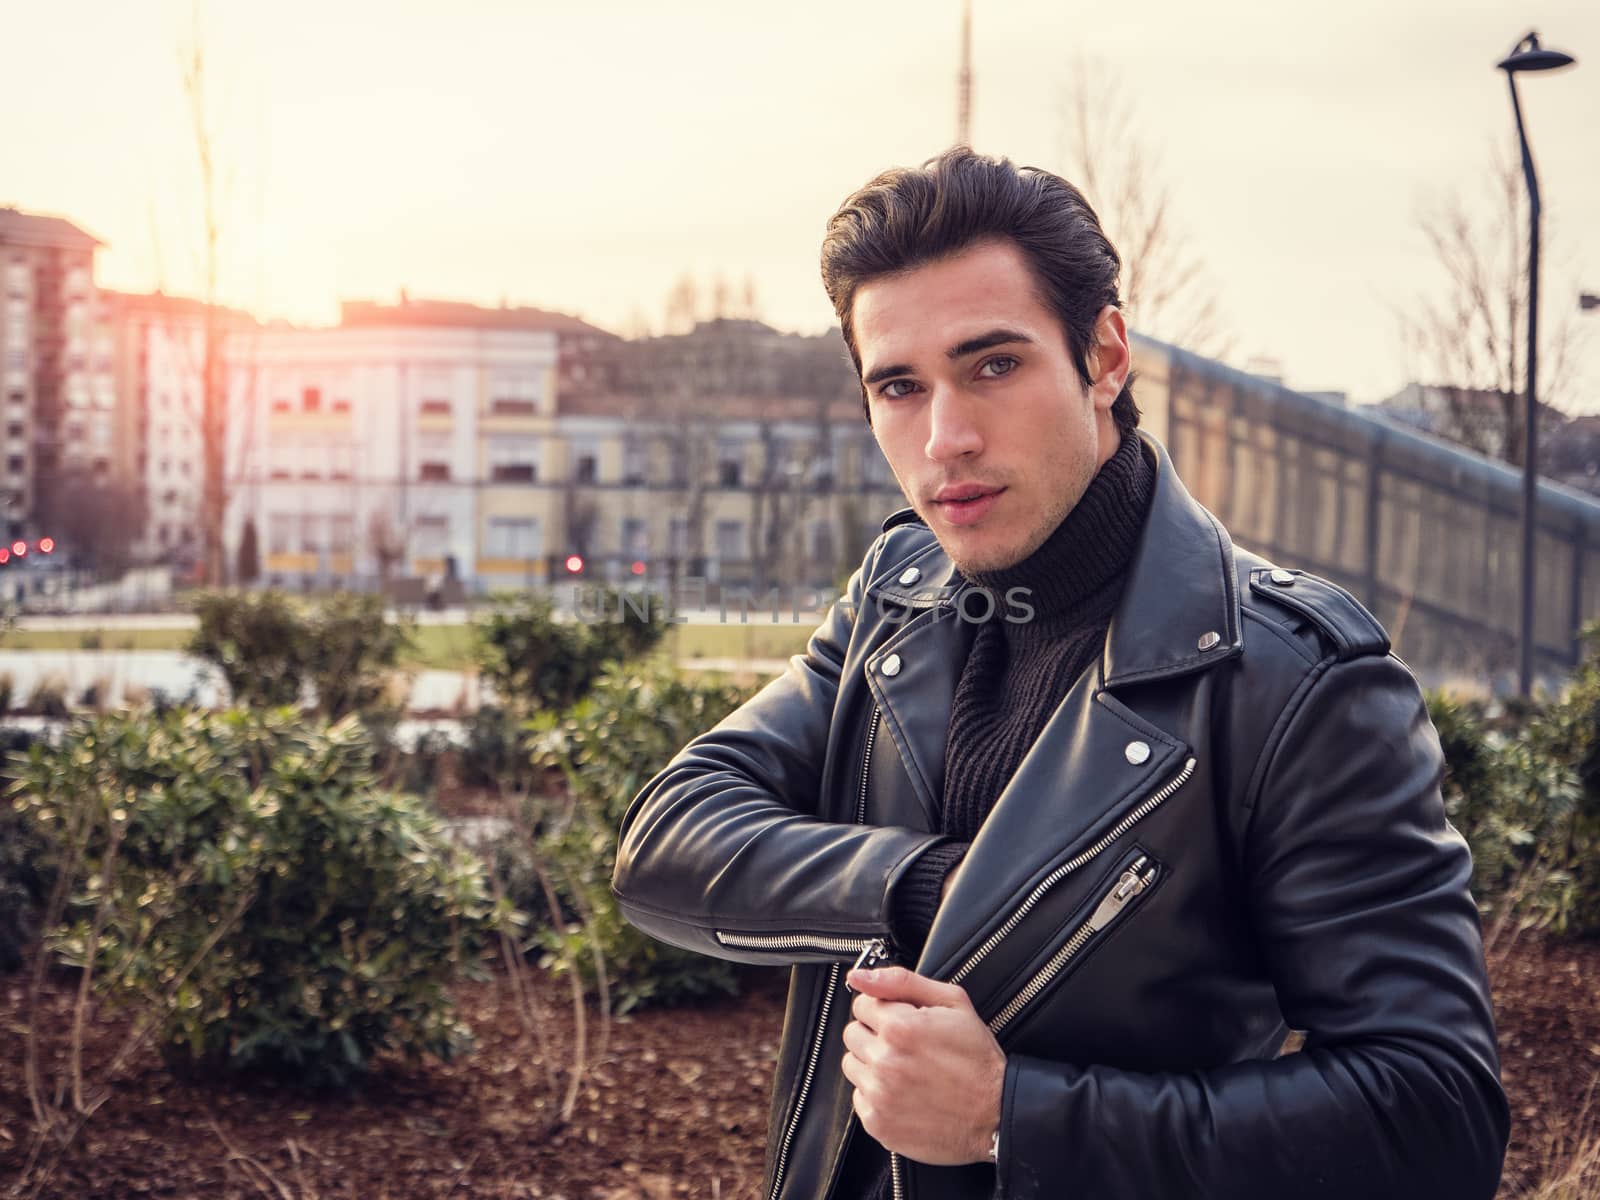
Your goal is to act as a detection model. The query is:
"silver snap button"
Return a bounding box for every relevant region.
[879,653,902,677]
[1124,740,1151,765]
[898,566,922,586]
[1269,569,1295,586]
[1197,631,1221,651]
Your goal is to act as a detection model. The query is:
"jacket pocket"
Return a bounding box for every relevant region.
[985,848,1163,1037]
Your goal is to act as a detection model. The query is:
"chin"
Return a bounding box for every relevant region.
[940,534,1028,577]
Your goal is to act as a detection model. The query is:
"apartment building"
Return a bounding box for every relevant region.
[0,207,115,543]
[101,290,258,566]
[224,305,566,591]
[223,303,905,596]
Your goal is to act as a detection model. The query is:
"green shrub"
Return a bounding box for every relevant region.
[460,704,532,792]
[0,727,51,972]
[527,662,754,1012]
[304,592,412,721]
[25,675,69,718]
[188,591,308,708]
[188,591,413,720]
[9,708,505,1088]
[474,589,667,716]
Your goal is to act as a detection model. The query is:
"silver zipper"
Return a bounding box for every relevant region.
[767,706,884,1200]
[716,930,884,956]
[887,760,1193,1200]
[988,856,1158,1033]
[948,756,1196,987]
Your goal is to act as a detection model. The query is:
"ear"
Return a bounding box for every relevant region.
[1086,306,1130,412]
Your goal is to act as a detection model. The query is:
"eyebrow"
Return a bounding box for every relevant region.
[861,328,1036,388]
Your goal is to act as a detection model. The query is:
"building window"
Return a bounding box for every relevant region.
[6,456,24,475]
[299,514,323,554]
[808,441,837,488]
[621,517,648,559]
[717,439,742,488]
[414,514,449,559]
[491,397,536,417]
[490,438,538,483]
[860,440,893,488]
[331,397,350,414]
[268,514,293,554]
[714,519,744,560]
[302,386,321,413]
[419,398,451,416]
[668,517,689,557]
[622,435,645,485]
[5,423,21,440]
[485,516,541,559]
[568,436,600,484]
[419,461,451,483]
[809,519,836,568]
[489,372,540,416]
[329,515,354,554]
[272,397,292,413]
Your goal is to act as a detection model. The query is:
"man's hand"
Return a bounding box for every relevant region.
[840,965,1005,1166]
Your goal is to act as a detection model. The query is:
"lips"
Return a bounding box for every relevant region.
[930,485,1004,528]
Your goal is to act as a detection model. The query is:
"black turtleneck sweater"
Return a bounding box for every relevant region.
[840,430,1156,1199]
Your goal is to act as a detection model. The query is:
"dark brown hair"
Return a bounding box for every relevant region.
[821,146,1138,432]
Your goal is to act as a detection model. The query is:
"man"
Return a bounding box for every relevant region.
[613,148,1508,1199]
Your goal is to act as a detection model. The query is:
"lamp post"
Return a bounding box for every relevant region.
[1497,31,1577,695]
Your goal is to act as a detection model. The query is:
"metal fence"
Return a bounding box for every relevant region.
[1137,338,1600,692]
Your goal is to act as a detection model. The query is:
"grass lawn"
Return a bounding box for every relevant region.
[0,627,188,652]
[0,619,813,670]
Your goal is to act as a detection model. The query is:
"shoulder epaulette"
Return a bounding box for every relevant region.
[1247,568,1390,661]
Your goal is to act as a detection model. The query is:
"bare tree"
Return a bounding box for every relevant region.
[1399,145,1585,467]
[1055,57,1230,358]
[180,12,229,585]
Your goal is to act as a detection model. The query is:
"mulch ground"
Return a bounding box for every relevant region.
[1,935,1596,1199]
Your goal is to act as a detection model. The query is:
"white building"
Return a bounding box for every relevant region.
[225,317,560,592]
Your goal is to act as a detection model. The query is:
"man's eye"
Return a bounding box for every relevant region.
[880,379,919,399]
[980,356,1019,378]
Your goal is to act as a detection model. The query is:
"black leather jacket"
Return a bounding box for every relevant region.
[614,434,1508,1200]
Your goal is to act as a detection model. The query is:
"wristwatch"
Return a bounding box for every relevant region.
[988,1128,1000,1163]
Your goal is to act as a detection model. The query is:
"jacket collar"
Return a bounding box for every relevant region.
[868,432,1243,690]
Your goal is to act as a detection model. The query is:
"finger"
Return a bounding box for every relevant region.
[840,1047,866,1092]
[850,990,908,1032]
[845,965,970,1009]
[841,1018,879,1063]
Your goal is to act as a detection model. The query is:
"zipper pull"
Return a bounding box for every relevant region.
[845,937,893,993]
[1086,857,1158,932]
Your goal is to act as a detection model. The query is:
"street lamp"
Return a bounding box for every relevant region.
[1497,31,1577,695]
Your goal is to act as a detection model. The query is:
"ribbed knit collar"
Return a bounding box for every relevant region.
[962,430,1156,648]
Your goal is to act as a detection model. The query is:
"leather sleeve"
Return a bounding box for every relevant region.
[996,652,1509,1199]
[612,545,950,964]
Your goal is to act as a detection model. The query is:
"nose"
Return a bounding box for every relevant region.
[923,386,983,463]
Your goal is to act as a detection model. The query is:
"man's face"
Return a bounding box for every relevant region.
[852,237,1129,576]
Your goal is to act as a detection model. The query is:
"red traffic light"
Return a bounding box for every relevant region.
[37,537,54,554]
[0,548,8,564]
[10,540,25,557]
[564,554,584,574]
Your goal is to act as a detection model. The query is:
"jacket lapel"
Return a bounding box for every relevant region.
[866,433,1243,980]
[862,541,979,830]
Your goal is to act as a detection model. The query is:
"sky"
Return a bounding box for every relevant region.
[6,0,1599,410]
